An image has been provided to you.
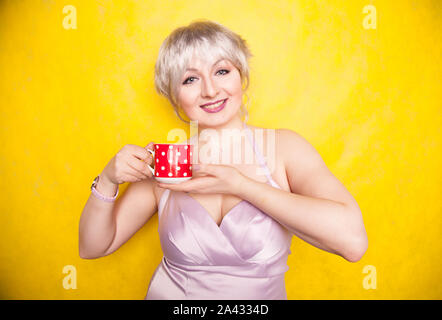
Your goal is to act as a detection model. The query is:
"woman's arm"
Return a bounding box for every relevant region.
[236,129,368,262]
[79,175,158,259]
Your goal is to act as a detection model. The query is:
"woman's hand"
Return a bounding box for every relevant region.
[102,142,155,185]
[157,164,247,196]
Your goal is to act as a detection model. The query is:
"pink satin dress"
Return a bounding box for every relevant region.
[145,123,293,300]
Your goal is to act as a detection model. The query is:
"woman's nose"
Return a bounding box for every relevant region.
[201,76,219,98]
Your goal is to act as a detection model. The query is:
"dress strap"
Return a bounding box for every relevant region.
[158,189,170,218]
[243,122,280,189]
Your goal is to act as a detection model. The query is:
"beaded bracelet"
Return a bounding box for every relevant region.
[91,185,119,202]
[90,175,119,202]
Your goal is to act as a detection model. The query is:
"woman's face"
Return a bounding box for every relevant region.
[176,55,243,128]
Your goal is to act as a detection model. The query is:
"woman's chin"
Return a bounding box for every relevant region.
[198,113,241,128]
[184,105,241,128]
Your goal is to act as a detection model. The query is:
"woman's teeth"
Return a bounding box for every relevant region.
[203,99,225,109]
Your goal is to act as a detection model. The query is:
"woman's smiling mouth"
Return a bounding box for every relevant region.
[200,98,228,113]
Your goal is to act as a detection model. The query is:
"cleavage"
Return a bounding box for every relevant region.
[187,193,243,226]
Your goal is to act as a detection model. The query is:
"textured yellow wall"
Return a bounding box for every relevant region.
[0,0,440,299]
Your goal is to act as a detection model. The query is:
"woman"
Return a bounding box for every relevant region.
[79,20,368,300]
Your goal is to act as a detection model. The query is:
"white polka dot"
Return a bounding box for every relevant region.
[168,172,172,177]
[169,145,173,149]
[184,159,187,164]
[161,166,165,170]
[156,145,159,149]
[168,159,172,163]
[156,172,159,176]
[156,158,159,162]
[183,172,187,176]
[184,145,188,149]
[161,151,165,156]
[190,152,192,156]
[177,152,181,156]
[177,166,180,170]
[190,166,192,170]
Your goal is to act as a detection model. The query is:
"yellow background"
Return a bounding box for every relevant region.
[0,0,440,299]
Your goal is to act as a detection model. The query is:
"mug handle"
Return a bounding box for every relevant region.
[147,149,155,175]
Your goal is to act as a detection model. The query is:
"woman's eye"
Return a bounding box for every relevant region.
[217,69,229,75]
[183,77,196,85]
[182,69,230,85]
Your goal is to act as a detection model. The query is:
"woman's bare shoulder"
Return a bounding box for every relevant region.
[275,127,327,179]
[246,125,305,147]
[271,126,308,144]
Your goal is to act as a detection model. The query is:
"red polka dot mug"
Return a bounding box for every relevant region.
[147,143,194,184]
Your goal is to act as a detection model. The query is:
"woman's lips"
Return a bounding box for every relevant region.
[200,98,227,113]
[200,98,225,107]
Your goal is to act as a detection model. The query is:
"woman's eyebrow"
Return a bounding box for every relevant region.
[186,58,226,71]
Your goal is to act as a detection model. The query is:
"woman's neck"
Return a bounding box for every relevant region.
[189,117,250,164]
[196,116,246,137]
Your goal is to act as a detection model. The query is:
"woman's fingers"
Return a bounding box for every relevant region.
[124,170,145,182]
[126,157,150,179]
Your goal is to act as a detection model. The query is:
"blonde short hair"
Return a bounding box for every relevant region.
[154,19,253,123]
